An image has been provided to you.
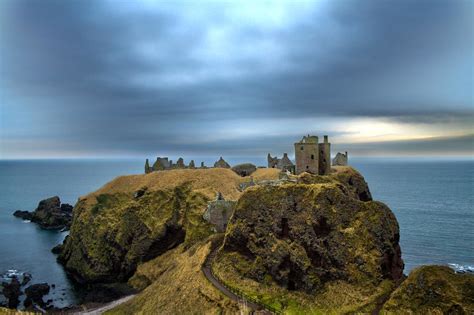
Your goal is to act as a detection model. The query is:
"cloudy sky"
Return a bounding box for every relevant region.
[0,0,472,159]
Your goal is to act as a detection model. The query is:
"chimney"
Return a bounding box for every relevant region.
[324,135,328,143]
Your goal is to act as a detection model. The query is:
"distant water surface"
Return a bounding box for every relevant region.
[0,157,472,307]
[0,159,143,308]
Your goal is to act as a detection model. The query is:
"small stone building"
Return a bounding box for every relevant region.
[203,193,236,232]
[332,152,348,166]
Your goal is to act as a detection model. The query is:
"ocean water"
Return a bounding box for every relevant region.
[0,158,473,308]
[0,159,143,308]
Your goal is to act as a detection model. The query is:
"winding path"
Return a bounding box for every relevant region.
[73,295,136,315]
[202,247,273,314]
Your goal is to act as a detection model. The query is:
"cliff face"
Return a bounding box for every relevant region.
[58,184,211,283]
[218,182,403,293]
[213,168,403,313]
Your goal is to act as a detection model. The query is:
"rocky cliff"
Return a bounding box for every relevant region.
[54,166,471,314]
[213,168,403,313]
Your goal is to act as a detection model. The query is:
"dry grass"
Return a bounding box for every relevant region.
[0,308,36,315]
[250,168,281,181]
[106,241,244,315]
[80,168,281,207]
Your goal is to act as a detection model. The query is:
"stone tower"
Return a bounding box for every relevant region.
[294,135,319,174]
[318,135,331,175]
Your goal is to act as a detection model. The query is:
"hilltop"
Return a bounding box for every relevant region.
[47,166,474,314]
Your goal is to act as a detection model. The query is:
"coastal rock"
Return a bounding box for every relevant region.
[13,196,73,229]
[381,265,474,314]
[51,244,63,255]
[13,210,32,220]
[24,283,50,309]
[2,276,22,309]
[21,273,32,286]
[216,176,403,293]
[231,163,257,177]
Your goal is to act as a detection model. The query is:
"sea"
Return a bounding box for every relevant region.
[0,157,473,308]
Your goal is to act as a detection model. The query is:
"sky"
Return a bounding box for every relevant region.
[0,0,473,160]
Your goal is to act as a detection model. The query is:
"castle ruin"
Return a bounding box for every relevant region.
[267,153,294,173]
[294,135,331,175]
[144,134,344,176]
[145,156,231,173]
[332,152,348,166]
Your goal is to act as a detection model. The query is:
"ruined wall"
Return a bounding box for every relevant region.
[318,135,331,175]
[294,136,319,175]
[332,152,348,166]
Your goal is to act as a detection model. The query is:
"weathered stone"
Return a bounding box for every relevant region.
[267,153,294,173]
[144,159,151,173]
[176,158,185,168]
[203,193,236,232]
[332,152,348,166]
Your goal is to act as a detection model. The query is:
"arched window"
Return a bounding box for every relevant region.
[311,154,314,160]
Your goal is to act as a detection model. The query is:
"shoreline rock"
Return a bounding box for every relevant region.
[24,283,50,309]
[13,196,73,230]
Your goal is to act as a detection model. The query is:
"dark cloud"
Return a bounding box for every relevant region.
[0,0,472,157]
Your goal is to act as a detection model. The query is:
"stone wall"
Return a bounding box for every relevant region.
[318,136,331,175]
[332,152,348,166]
[294,136,319,175]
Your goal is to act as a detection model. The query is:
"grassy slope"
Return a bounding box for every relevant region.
[60,168,279,312]
[106,240,245,315]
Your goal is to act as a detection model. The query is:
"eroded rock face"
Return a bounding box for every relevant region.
[219,171,403,293]
[382,265,474,314]
[58,185,210,283]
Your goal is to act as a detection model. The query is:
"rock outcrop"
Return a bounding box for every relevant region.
[13,196,73,229]
[217,180,403,294]
[381,265,474,314]
[2,276,21,309]
[24,283,50,309]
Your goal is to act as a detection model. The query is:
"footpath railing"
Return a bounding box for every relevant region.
[205,249,283,315]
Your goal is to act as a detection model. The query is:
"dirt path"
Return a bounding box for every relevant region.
[202,248,273,314]
[73,294,135,315]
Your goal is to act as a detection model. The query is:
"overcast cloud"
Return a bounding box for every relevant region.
[0,0,472,159]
